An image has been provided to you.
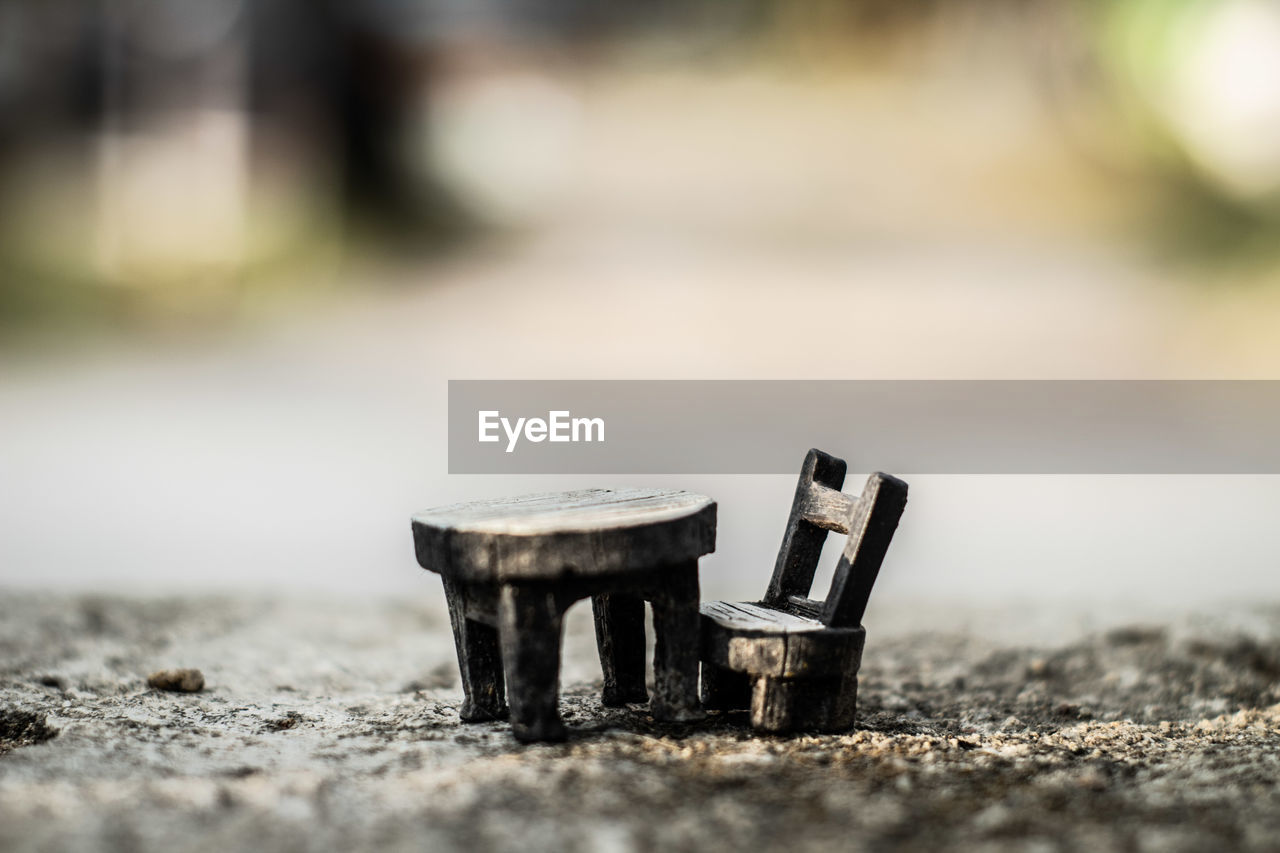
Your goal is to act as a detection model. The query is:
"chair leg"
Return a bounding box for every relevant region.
[829,674,859,732]
[497,584,567,742]
[649,561,706,723]
[592,593,649,706]
[750,675,854,733]
[442,579,507,722]
[701,662,751,711]
[750,676,792,732]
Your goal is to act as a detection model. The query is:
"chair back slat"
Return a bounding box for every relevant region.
[820,473,908,628]
[763,449,908,629]
[763,449,846,606]
[799,483,855,533]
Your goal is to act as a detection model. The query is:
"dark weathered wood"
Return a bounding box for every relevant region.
[764,450,847,605]
[442,578,507,722]
[498,583,567,742]
[822,472,909,628]
[649,561,705,723]
[412,488,716,583]
[700,662,752,711]
[592,593,648,706]
[700,448,907,734]
[701,600,829,632]
[413,488,716,741]
[701,606,865,678]
[414,489,712,533]
[748,673,858,732]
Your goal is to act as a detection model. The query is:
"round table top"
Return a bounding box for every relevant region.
[412,488,713,535]
[411,488,717,581]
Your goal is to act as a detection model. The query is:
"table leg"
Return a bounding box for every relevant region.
[497,583,567,742]
[442,578,507,722]
[592,593,649,706]
[649,560,706,723]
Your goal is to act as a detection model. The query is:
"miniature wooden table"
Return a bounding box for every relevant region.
[411,488,716,742]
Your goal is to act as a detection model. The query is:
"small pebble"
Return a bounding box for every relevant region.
[147,669,205,693]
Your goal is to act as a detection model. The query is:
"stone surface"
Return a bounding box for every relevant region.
[2,592,1280,852]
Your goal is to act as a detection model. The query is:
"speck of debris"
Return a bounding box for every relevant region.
[147,669,205,693]
[264,712,303,732]
[1105,625,1166,646]
[222,766,260,778]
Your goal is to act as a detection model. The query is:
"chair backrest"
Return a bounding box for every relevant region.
[763,449,908,628]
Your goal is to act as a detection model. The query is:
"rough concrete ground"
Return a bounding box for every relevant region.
[2,592,1279,852]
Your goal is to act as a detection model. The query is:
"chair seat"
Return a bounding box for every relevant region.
[700,600,865,679]
[701,600,826,633]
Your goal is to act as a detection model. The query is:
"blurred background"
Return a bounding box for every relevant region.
[3,0,1280,615]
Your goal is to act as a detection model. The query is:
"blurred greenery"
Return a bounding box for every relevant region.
[1091,0,1280,257]
[1,0,1278,332]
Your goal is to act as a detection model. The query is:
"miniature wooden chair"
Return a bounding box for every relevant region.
[700,449,908,733]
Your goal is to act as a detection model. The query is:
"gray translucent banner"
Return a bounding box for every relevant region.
[448,380,1280,474]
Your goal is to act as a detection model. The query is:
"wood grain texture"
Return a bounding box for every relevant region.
[442,578,507,722]
[701,601,830,633]
[764,450,847,605]
[498,584,568,742]
[412,489,716,582]
[592,594,648,705]
[413,488,713,535]
[700,605,865,678]
[412,488,714,741]
[699,448,907,734]
[822,472,908,628]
